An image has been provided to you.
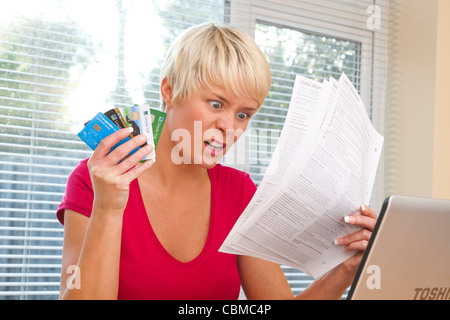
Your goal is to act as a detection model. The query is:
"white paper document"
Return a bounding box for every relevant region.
[219,73,384,279]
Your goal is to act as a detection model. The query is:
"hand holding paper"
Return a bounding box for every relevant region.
[220,73,383,279]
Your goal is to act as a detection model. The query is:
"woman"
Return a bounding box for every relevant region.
[57,22,376,300]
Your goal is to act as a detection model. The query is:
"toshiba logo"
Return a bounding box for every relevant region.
[413,287,450,300]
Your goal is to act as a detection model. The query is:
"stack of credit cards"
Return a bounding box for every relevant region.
[78,104,167,161]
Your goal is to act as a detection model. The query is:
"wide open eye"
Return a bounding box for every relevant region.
[236,112,250,120]
[209,100,222,110]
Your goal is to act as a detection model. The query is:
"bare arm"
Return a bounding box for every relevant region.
[238,255,354,300]
[238,205,377,300]
[59,209,124,299]
[59,129,154,299]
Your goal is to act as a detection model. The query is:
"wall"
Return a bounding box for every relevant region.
[385,0,450,199]
[432,0,450,199]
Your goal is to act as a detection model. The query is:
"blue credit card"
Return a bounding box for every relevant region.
[78,112,138,154]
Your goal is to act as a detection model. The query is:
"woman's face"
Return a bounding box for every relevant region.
[163,81,259,168]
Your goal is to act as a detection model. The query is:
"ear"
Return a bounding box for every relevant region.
[160,77,174,109]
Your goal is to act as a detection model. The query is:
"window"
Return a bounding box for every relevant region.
[252,21,364,294]
[250,21,362,181]
[229,0,387,296]
[0,0,387,299]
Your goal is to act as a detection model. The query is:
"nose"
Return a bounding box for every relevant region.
[215,111,235,134]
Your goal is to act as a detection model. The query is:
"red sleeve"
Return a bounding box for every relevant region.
[56,158,93,224]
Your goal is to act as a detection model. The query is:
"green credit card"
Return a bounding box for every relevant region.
[150,108,166,148]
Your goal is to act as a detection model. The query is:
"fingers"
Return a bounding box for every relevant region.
[114,143,154,176]
[105,134,149,167]
[87,130,155,184]
[343,205,377,230]
[360,204,377,218]
[89,129,149,167]
[334,228,372,251]
[90,128,134,163]
[334,205,378,252]
[122,155,156,182]
[85,129,155,213]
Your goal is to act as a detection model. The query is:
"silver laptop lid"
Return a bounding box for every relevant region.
[347,195,450,300]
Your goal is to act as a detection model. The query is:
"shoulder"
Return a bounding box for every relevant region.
[65,158,93,193]
[57,158,93,224]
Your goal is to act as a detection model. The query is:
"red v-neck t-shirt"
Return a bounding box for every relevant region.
[57,159,256,300]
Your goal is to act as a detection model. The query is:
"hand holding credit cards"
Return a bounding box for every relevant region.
[78,104,167,161]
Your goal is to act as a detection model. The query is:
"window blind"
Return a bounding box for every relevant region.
[227,0,388,296]
[0,0,388,299]
[0,15,95,299]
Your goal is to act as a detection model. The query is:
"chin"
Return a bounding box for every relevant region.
[196,156,222,169]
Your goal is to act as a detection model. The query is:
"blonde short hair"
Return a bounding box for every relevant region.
[160,22,271,110]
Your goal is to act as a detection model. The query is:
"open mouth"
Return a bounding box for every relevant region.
[203,139,226,157]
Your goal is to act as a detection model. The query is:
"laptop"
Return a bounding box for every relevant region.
[347,195,450,300]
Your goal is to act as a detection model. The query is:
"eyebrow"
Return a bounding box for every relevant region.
[211,93,229,104]
[239,106,258,115]
[211,93,258,112]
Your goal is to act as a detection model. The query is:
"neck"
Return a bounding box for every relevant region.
[140,125,209,191]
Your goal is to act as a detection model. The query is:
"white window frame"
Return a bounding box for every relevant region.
[230,0,386,206]
[0,0,388,299]
[232,0,384,125]
[229,0,388,296]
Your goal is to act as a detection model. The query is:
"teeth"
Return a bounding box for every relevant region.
[206,141,223,149]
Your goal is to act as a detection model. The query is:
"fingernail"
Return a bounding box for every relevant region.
[128,127,134,133]
[361,205,366,212]
[344,216,352,224]
[334,238,340,245]
[138,135,147,142]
